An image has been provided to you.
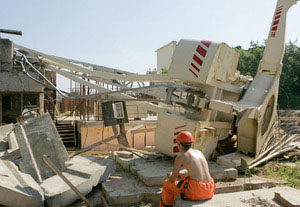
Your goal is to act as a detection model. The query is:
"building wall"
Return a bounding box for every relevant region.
[0,71,44,92]
[79,121,156,152]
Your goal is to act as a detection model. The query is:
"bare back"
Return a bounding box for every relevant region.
[179,149,211,182]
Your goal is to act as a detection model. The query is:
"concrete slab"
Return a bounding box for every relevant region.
[66,155,115,187]
[0,159,44,207]
[0,124,13,152]
[7,131,19,152]
[216,152,253,168]
[275,190,300,206]
[114,152,173,186]
[114,152,237,186]
[174,186,300,207]
[0,123,14,140]
[41,172,91,207]
[215,176,282,194]
[208,162,237,181]
[0,131,21,161]
[102,170,161,206]
[14,113,69,182]
[41,155,114,207]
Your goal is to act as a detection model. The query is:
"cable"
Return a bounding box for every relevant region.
[15,51,66,97]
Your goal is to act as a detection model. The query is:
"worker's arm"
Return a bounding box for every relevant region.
[168,156,183,182]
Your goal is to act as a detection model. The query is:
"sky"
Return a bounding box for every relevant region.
[1,0,300,91]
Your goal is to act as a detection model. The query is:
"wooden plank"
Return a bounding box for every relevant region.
[249,146,297,169]
[249,134,297,165]
[279,117,300,121]
[119,124,129,147]
[104,142,158,156]
[70,134,119,158]
[101,195,109,207]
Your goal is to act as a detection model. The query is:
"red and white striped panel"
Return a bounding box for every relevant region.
[188,40,212,78]
[172,124,186,155]
[270,6,282,38]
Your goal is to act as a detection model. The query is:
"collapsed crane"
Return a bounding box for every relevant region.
[1,0,298,159]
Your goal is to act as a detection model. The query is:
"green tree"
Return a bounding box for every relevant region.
[235,41,300,109]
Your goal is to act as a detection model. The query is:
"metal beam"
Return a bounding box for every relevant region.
[15,44,172,82]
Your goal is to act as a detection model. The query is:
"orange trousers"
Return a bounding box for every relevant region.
[160,177,216,207]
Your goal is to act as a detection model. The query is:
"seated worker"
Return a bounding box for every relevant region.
[160,131,216,207]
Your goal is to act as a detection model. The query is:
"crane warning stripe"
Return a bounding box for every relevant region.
[275,15,281,20]
[173,146,179,153]
[191,62,200,72]
[275,10,282,15]
[189,68,199,77]
[273,20,279,26]
[174,130,186,136]
[193,55,203,66]
[196,45,207,58]
[272,26,278,31]
[175,125,186,130]
[188,40,212,78]
[201,40,212,48]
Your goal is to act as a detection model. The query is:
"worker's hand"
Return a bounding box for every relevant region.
[167,172,172,178]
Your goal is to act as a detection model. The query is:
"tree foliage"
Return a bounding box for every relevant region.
[235,41,300,109]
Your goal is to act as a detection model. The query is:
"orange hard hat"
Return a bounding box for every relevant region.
[176,131,194,143]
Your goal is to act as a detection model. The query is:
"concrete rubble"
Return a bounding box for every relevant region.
[0,113,115,207]
[0,159,44,207]
[102,171,161,206]
[102,151,287,206]
[113,151,237,186]
[1,113,299,206]
[0,123,20,161]
[41,155,114,207]
[216,152,253,168]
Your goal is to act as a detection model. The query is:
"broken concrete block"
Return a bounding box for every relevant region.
[0,148,21,161]
[0,130,21,161]
[116,150,133,158]
[41,155,115,207]
[275,190,300,207]
[113,151,173,186]
[40,172,91,207]
[216,152,253,168]
[208,162,237,181]
[0,123,14,140]
[0,159,44,207]
[114,152,237,186]
[66,155,115,187]
[0,124,14,152]
[14,113,69,182]
[102,171,161,206]
[7,131,19,152]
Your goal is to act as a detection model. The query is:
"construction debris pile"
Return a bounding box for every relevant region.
[248,122,300,169]
[0,113,114,207]
[247,110,300,169]
[279,110,300,135]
